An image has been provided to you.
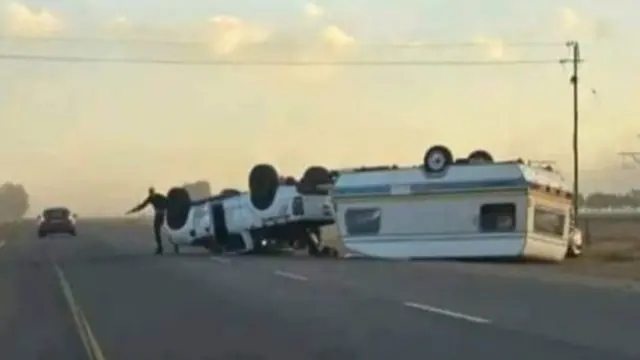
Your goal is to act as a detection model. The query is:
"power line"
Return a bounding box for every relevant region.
[0,53,567,66]
[0,35,568,48]
[388,41,567,48]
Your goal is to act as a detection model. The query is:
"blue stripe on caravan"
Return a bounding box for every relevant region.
[333,178,527,197]
[409,178,527,194]
[332,185,391,196]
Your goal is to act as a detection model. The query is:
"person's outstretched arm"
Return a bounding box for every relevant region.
[126,196,151,214]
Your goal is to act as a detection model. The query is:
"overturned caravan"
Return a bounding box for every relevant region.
[162,164,338,256]
[331,145,583,262]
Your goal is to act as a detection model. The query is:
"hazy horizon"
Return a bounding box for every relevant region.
[1,0,640,216]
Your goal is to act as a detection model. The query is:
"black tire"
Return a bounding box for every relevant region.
[468,149,494,164]
[165,187,192,230]
[298,166,332,195]
[220,188,241,196]
[219,188,241,200]
[423,145,454,172]
[69,230,77,236]
[282,176,297,185]
[248,164,280,210]
[38,232,46,238]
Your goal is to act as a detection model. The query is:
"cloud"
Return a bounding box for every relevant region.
[207,15,270,55]
[304,3,324,18]
[320,25,355,48]
[3,1,63,37]
[560,7,581,31]
[96,13,356,83]
[557,7,614,40]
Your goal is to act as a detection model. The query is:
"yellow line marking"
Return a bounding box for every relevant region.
[54,263,107,360]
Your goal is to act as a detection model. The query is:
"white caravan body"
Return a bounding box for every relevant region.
[331,162,575,262]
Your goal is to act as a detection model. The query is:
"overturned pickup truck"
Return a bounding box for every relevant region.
[163,164,339,256]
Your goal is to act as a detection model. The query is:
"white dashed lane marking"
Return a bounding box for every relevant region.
[273,270,308,282]
[0,240,5,251]
[403,302,491,324]
[205,255,489,324]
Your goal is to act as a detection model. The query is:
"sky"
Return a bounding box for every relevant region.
[0,0,639,216]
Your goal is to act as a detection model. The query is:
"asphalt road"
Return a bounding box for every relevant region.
[1,220,640,360]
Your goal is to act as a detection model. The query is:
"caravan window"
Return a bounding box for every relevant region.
[479,203,516,232]
[344,208,382,236]
[533,207,566,237]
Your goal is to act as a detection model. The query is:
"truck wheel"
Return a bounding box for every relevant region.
[248,164,280,210]
[219,188,241,198]
[166,187,192,230]
[298,166,332,195]
[282,176,298,186]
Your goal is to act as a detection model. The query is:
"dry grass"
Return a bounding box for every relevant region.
[578,217,640,244]
[555,218,640,280]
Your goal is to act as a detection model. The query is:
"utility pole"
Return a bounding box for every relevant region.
[560,41,582,222]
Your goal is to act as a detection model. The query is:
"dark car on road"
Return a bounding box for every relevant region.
[37,207,77,238]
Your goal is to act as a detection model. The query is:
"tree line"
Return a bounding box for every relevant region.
[578,189,640,209]
[1,181,640,223]
[0,182,29,222]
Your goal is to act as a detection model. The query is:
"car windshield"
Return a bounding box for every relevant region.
[43,208,70,219]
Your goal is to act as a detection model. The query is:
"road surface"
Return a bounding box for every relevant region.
[1,220,639,360]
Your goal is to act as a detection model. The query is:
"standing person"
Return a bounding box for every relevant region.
[125,187,169,255]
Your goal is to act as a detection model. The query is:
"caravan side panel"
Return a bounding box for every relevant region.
[336,192,529,259]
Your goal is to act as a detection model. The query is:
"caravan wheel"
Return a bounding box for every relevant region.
[423,145,453,173]
[468,150,494,164]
